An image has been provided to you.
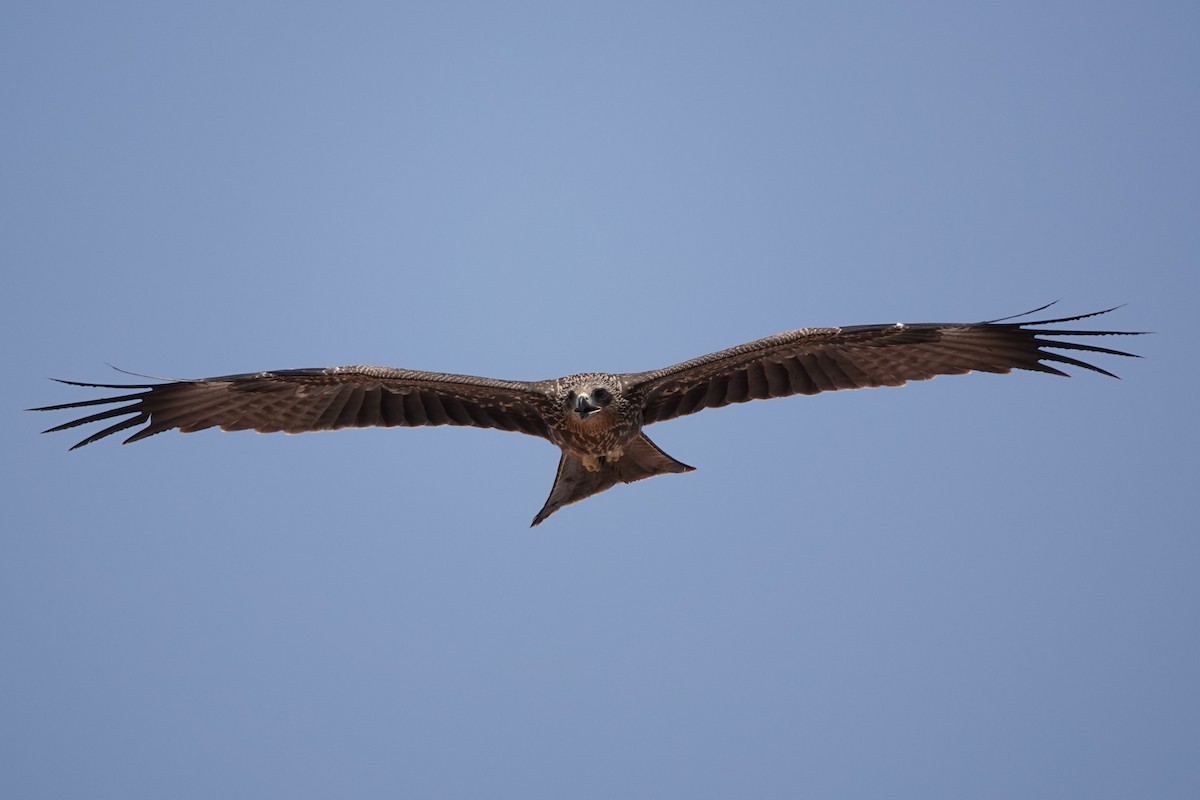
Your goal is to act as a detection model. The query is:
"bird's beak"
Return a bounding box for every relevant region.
[575,394,600,419]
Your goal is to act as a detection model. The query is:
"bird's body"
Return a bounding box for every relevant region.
[32,305,1144,526]
[543,373,643,469]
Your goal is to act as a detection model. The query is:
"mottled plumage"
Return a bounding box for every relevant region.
[32,305,1143,525]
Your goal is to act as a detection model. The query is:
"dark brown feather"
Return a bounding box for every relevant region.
[30,367,555,449]
[531,434,694,526]
[630,307,1144,425]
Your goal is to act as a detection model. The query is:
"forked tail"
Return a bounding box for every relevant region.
[531,434,695,526]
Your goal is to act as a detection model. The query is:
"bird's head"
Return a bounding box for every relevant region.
[561,376,619,423]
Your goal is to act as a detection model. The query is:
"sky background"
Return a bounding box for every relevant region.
[3,2,1197,798]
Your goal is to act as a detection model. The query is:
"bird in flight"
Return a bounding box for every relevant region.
[33,305,1142,526]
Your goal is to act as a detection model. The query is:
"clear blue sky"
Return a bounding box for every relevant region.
[4,2,1197,798]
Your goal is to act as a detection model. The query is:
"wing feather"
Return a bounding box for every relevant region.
[629,307,1144,425]
[31,367,555,449]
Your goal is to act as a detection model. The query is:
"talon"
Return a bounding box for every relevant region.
[581,455,601,472]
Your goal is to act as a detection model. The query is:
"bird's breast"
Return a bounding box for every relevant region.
[550,411,640,458]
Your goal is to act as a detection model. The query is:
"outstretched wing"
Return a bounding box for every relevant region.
[31,366,557,449]
[627,306,1144,425]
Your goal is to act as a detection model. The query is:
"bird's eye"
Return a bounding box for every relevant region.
[593,387,610,402]
[566,390,576,403]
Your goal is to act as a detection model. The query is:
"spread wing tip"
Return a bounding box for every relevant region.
[986,302,1142,327]
[996,304,1147,379]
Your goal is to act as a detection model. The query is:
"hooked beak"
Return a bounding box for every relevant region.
[574,394,600,419]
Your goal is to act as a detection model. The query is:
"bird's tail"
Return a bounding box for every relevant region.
[531,434,694,526]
